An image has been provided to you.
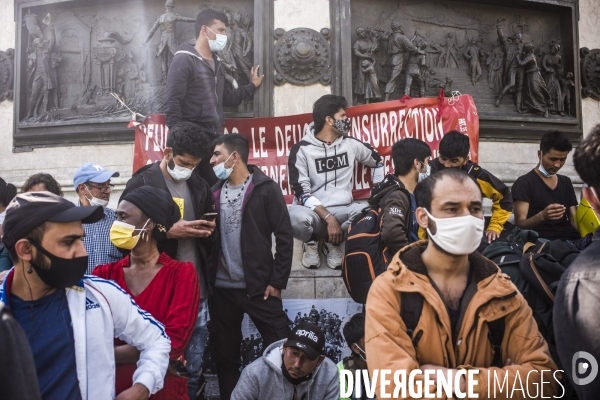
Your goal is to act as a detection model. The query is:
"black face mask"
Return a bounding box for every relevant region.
[29,240,88,288]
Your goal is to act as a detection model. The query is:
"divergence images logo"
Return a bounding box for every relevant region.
[572,351,598,386]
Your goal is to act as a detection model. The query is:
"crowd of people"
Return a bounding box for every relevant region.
[0,7,599,400]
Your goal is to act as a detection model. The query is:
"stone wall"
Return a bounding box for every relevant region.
[1,0,599,300]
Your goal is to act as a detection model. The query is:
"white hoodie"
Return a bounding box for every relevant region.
[288,122,383,209]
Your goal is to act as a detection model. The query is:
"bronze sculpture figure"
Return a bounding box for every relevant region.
[143,0,195,82]
[26,13,58,119]
[353,27,381,103]
[516,42,551,117]
[463,37,485,86]
[542,43,565,116]
[384,22,417,101]
[404,40,427,97]
[494,17,524,111]
[486,38,505,92]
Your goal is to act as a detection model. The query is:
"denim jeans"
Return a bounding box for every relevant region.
[185,298,209,399]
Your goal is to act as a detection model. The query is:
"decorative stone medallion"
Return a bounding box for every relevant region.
[581,47,600,101]
[273,27,331,86]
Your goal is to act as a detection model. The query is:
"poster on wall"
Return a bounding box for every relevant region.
[201,298,364,397]
[132,94,479,203]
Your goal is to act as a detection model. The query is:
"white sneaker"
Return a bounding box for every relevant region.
[302,241,321,269]
[323,242,343,270]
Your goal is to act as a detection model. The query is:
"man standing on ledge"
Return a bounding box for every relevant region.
[164,9,264,185]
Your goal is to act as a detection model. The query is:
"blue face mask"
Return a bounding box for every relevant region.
[213,153,234,180]
[538,161,555,178]
[418,162,431,182]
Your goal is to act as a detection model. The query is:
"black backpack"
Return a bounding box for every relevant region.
[400,292,506,368]
[342,188,406,304]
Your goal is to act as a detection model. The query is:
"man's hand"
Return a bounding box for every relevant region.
[250,65,264,88]
[485,230,500,243]
[166,219,215,240]
[115,383,150,400]
[541,203,566,221]
[263,285,282,300]
[326,217,343,245]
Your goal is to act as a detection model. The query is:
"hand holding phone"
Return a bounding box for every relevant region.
[201,213,218,221]
[169,359,193,379]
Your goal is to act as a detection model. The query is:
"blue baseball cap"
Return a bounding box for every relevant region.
[73,163,120,189]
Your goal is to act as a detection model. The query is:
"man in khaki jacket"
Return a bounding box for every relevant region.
[366,169,559,399]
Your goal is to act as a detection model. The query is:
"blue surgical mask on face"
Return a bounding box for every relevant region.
[418,161,431,182]
[213,153,234,180]
[538,161,555,178]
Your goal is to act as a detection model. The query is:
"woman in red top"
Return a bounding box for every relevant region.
[93,186,199,399]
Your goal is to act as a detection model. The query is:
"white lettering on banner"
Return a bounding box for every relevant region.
[362,114,370,143]
[459,118,468,133]
[251,128,260,158]
[371,113,380,147]
[389,110,398,144]
[295,329,319,342]
[275,126,285,157]
[259,127,268,157]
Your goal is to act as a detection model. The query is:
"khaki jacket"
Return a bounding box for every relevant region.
[365,241,559,399]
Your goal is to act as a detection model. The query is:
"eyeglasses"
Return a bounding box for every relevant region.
[86,183,114,192]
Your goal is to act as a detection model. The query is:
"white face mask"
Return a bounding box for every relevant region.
[538,161,555,178]
[206,26,228,52]
[85,186,109,208]
[354,344,367,363]
[213,153,234,180]
[425,210,484,255]
[167,157,194,181]
[418,162,431,182]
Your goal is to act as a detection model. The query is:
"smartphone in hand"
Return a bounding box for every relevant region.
[201,213,217,221]
[170,359,193,379]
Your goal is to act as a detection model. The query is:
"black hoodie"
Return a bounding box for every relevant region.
[164,42,256,133]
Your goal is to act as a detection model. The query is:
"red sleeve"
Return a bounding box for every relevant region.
[164,260,200,360]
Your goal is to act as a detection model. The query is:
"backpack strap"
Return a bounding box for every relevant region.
[487,318,505,368]
[400,292,424,339]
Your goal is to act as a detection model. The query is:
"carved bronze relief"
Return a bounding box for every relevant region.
[581,47,600,101]
[348,0,577,121]
[14,0,264,145]
[0,48,14,103]
[273,27,331,86]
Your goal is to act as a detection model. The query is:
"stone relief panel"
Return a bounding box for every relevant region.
[0,48,14,103]
[349,0,576,120]
[15,0,256,128]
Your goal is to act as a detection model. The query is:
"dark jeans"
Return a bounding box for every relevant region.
[209,287,290,400]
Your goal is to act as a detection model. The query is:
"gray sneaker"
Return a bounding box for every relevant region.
[323,242,343,270]
[302,241,321,269]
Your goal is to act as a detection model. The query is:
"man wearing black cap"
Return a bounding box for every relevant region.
[0,192,171,400]
[231,322,339,400]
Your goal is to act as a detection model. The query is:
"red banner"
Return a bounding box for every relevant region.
[132,94,479,203]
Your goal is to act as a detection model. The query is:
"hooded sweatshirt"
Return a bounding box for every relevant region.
[230,339,339,400]
[289,123,383,209]
[163,42,255,133]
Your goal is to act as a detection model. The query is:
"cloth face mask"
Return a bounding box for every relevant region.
[207,27,228,52]
[213,153,234,180]
[109,219,150,250]
[29,240,88,288]
[333,118,351,135]
[425,210,484,255]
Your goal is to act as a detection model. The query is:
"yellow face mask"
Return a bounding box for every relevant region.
[109,219,150,250]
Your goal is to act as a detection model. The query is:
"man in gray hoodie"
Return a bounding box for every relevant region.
[231,321,339,400]
[288,95,383,269]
